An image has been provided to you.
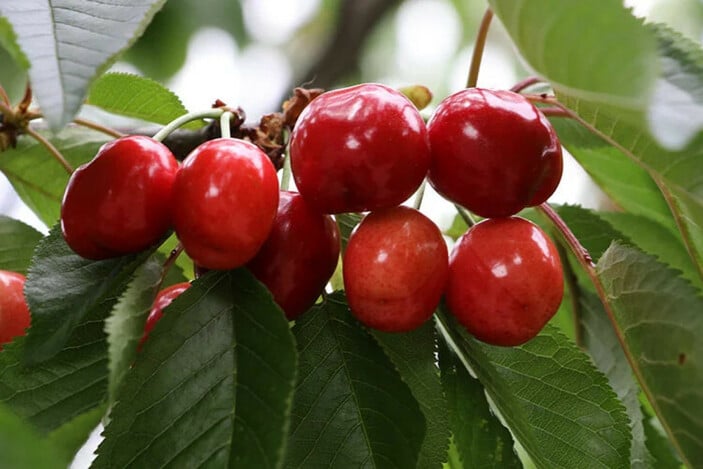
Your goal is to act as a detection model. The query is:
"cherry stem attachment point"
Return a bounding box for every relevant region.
[153,108,226,142]
[220,111,234,139]
[24,126,74,174]
[466,8,494,88]
[73,117,125,139]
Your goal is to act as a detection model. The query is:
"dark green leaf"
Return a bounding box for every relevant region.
[87,73,198,128]
[47,405,105,464]
[24,225,155,364]
[436,311,631,468]
[373,323,450,469]
[438,332,520,468]
[94,269,297,468]
[0,0,168,129]
[643,414,682,469]
[104,257,163,406]
[286,292,425,468]
[0,215,43,274]
[0,404,66,469]
[597,243,703,467]
[555,205,631,263]
[0,128,109,226]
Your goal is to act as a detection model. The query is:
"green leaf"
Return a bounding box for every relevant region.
[104,257,163,406]
[372,323,450,469]
[0,320,108,433]
[0,43,28,104]
[0,128,109,226]
[597,243,703,467]
[554,205,631,264]
[94,269,297,468]
[436,311,632,468]
[87,73,197,128]
[438,332,520,468]
[286,292,426,468]
[24,224,156,365]
[643,414,682,468]
[47,405,106,464]
[0,215,43,274]
[0,16,28,68]
[336,212,362,250]
[0,0,167,129]
[0,404,66,469]
[579,290,652,468]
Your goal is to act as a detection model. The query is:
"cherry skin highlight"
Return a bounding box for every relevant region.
[61,135,179,259]
[0,270,31,349]
[173,138,279,270]
[343,206,448,332]
[290,83,431,214]
[248,191,340,320]
[446,217,564,346]
[427,88,563,218]
[138,282,190,351]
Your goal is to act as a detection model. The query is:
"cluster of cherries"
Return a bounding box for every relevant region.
[0,83,565,350]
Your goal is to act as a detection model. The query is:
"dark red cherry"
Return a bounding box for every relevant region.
[427,88,563,218]
[138,282,190,351]
[0,270,30,349]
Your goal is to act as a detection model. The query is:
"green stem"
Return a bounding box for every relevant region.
[413,180,427,210]
[153,108,226,142]
[220,111,233,139]
[454,204,476,227]
[280,151,293,191]
[466,8,494,88]
[24,126,74,174]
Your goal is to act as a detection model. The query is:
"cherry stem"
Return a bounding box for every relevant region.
[153,108,226,142]
[280,151,293,191]
[510,76,543,93]
[413,180,427,210]
[73,117,125,139]
[454,204,476,227]
[23,126,74,174]
[466,8,494,88]
[537,203,593,267]
[160,242,184,285]
[220,111,233,139]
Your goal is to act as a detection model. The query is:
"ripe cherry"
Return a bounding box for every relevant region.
[343,206,448,332]
[290,83,431,214]
[0,270,31,349]
[61,135,179,259]
[173,138,279,270]
[248,191,340,320]
[427,88,563,218]
[446,217,564,346]
[138,282,190,351]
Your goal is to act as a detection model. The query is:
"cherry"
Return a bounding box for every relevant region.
[289,83,431,214]
[343,206,448,332]
[446,217,564,346]
[61,135,179,259]
[248,191,340,320]
[0,270,31,349]
[427,88,563,218]
[173,138,279,270]
[138,282,190,351]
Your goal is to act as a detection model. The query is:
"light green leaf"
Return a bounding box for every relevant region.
[0,0,167,129]
[438,333,520,468]
[0,44,28,104]
[24,224,156,365]
[104,257,162,406]
[47,405,105,464]
[643,413,682,468]
[286,292,426,468]
[373,323,450,469]
[0,403,66,469]
[87,73,197,128]
[0,128,109,226]
[0,16,28,68]
[436,312,632,469]
[94,269,297,468]
[597,243,703,467]
[336,212,362,250]
[0,215,43,274]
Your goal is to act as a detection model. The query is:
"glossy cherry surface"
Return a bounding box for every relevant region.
[446,217,564,346]
[61,135,179,259]
[290,83,431,214]
[173,138,279,270]
[248,191,340,320]
[427,88,563,218]
[343,206,448,332]
[138,282,190,350]
[0,270,31,349]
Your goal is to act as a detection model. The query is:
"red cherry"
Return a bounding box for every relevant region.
[343,206,448,332]
[138,282,190,351]
[290,83,431,214]
[427,88,563,218]
[173,138,279,270]
[248,191,340,320]
[446,217,564,346]
[0,270,31,349]
[61,135,179,259]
